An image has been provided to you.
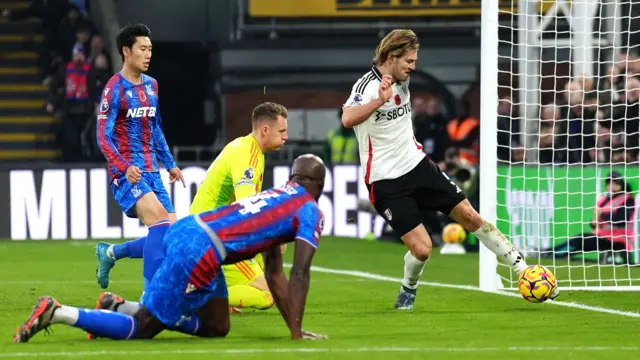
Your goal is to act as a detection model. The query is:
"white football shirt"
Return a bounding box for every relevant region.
[343,66,425,184]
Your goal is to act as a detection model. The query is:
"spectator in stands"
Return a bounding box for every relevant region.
[82,53,110,161]
[446,99,479,166]
[497,94,521,162]
[324,108,359,166]
[87,53,111,107]
[541,171,636,265]
[592,118,613,163]
[560,80,596,163]
[57,6,92,62]
[538,103,562,164]
[69,0,88,16]
[58,46,91,162]
[70,24,92,58]
[88,35,112,69]
[412,96,448,163]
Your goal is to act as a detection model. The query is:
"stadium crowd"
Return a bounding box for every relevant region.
[3,0,112,162]
[498,53,640,165]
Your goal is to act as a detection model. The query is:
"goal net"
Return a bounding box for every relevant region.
[480,0,640,291]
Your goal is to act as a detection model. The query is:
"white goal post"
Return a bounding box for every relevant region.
[480,0,640,291]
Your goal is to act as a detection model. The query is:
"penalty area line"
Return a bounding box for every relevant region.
[299,264,640,319]
[0,346,639,358]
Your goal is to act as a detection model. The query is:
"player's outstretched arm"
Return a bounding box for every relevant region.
[263,244,291,330]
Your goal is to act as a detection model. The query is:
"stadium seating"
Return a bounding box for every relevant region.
[0,1,58,161]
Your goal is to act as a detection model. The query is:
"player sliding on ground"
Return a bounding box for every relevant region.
[95,23,184,290]
[14,155,328,343]
[341,29,559,310]
[96,102,289,314]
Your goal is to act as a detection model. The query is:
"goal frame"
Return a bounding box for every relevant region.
[479,0,640,291]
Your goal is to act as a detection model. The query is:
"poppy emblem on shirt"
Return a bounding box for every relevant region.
[138,91,147,102]
[394,94,401,105]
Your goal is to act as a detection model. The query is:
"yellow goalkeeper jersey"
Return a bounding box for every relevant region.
[190,134,265,214]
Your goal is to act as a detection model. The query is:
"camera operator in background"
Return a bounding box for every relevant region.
[438,147,479,209]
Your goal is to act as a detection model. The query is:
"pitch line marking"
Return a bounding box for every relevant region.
[302,265,640,319]
[0,346,638,358]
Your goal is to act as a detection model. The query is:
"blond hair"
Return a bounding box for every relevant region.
[251,102,288,127]
[373,29,420,65]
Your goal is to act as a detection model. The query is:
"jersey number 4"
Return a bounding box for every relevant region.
[236,197,269,215]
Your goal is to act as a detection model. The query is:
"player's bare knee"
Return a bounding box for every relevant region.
[411,244,431,261]
[199,321,230,338]
[405,238,431,260]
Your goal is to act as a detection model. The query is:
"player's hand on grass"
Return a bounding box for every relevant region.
[298,329,328,340]
[378,74,393,103]
[126,166,142,184]
[169,167,186,188]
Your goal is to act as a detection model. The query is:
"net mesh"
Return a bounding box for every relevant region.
[495,0,640,290]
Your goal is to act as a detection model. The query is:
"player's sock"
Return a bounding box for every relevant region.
[473,221,528,273]
[52,306,137,340]
[115,301,141,315]
[228,285,275,310]
[142,220,170,289]
[110,236,147,260]
[169,316,202,335]
[402,251,428,292]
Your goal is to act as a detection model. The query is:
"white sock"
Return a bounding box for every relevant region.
[402,251,428,291]
[473,222,528,273]
[106,245,116,260]
[51,305,79,325]
[116,301,141,315]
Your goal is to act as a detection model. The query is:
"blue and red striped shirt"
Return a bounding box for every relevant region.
[197,182,324,264]
[96,73,176,180]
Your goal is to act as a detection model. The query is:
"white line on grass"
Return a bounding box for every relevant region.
[0,280,139,285]
[1,346,638,358]
[4,265,638,318]
[304,265,640,319]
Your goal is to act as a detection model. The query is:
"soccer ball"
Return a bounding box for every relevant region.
[518,265,557,303]
[442,223,466,244]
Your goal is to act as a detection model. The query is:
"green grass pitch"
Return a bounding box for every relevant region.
[0,237,639,359]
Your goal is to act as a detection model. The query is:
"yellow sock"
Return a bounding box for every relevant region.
[228,285,274,310]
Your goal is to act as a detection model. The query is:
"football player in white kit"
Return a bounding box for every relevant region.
[341,29,558,309]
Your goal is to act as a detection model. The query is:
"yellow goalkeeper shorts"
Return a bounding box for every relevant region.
[223,254,264,286]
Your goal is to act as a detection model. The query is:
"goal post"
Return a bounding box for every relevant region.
[479,0,500,291]
[480,0,640,291]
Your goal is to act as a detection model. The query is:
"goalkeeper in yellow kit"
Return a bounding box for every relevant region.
[190,102,289,312]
